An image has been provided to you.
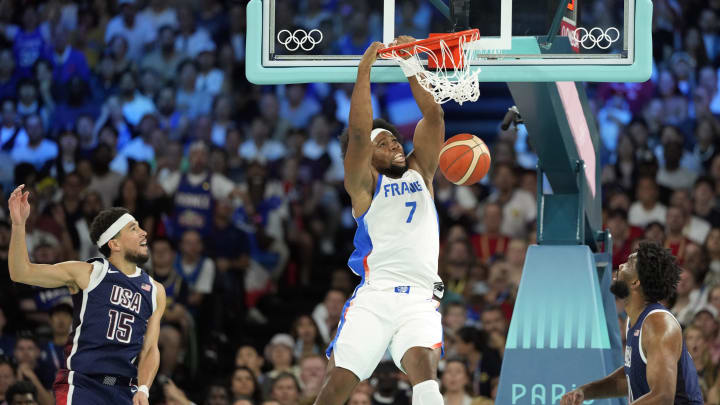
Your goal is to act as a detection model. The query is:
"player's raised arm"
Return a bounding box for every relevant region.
[632,312,682,404]
[393,36,445,181]
[344,42,385,196]
[133,281,166,405]
[8,185,91,290]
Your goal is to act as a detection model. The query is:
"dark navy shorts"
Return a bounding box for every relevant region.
[54,369,137,404]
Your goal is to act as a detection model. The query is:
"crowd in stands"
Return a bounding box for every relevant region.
[0,0,720,404]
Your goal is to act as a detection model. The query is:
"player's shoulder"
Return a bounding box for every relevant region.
[642,310,682,342]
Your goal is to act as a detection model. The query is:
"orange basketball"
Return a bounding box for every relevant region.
[438,134,492,185]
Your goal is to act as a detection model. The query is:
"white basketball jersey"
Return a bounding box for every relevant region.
[348,169,441,289]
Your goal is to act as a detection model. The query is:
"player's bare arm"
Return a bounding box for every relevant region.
[8,185,92,292]
[631,312,682,405]
[560,366,627,405]
[344,41,385,215]
[133,281,166,405]
[391,36,445,187]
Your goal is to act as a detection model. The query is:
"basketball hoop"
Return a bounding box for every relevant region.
[378,29,481,105]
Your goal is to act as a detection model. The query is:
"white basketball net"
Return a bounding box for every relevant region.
[380,31,481,105]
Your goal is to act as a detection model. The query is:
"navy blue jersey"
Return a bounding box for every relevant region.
[624,303,703,404]
[63,258,157,378]
[170,173,214,239]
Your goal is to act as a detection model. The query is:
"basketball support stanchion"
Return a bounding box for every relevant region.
[495,82,626,405]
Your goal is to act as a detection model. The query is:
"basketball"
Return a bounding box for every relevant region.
[438,134,492,185]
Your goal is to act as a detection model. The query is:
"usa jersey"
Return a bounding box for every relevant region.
[624,303,703,404]
[64,258,158,378]
[348,169,441,289]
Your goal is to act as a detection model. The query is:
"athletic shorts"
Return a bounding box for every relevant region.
[54,369,137,405]
[325,285,443,380]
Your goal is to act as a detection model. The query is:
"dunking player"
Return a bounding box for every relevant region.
[561,242,703,405]
[314,38,446,405]
[8,185,166,405]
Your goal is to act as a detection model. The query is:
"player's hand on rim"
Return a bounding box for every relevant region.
[389,35,417,59]
[560,387,585,405]
[360,41,385,68]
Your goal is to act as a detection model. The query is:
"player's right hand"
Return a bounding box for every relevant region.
[8,185,30,226]
[359,42,385,69]
[560,388,585,405]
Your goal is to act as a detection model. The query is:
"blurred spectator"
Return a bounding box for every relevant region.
[269,372,300,405]
[672,268,707,326]
[15,79,50,129]
[141,25,186,84]
[302,114,343,182]
[470,202,509,264]
[685,324,718,402]
[259,93,291,140]
[161,141,235,239]
[0,48,18,101]
[138,0,179,33]
[671,188,711,245]
[280,85,321,130]
[230,366,262,403]
[0,99,27,151]
[175,60,213,119]
[104,0,156,61]
[312,289,346,344]
[264,334,297,383]
[86,143,124,207]
[235,345,265,386]
[150,237,191,378]
[628,176,666,227]
[4,380,38,405]
[1,7,50,77]
[442,302,469,335]
[11,335,52,402]
[656,126,698,190]
[347,390,372,405]
[664,205,692,264]
[369,361,410,405]
[291,315,324,360]
[42,303,72,381]
[480,306,508,358]
[118,70,156,126]
[298,354,325,402]
[45,25,90,85]
[0,357,16,404]
[441,358,474,405]
[10,115,57,171]
[601,134,637,190]
[694,177,720,227]
[175,230,216,309]
[455,327,501,398]
[174,6,213,58]
[239,118,287,163]
[195,42,223,97]
[486,163,535,239]
[72,190,103,260]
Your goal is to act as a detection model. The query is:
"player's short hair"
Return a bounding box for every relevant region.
[89,207,131,258]
[5,381,37,402]
[635,241,681,303]
[339,118,401,158]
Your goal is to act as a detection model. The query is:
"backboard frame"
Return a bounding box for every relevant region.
[245,0,652,84]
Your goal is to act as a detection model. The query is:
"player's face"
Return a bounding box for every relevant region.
[117,221,149,265]
[372,132,407,177]
[610,254,638,299]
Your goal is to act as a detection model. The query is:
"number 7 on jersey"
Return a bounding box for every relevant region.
[405,201,416,223]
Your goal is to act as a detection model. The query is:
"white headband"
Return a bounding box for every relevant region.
[370,128,391,143]
[96,213,136,247]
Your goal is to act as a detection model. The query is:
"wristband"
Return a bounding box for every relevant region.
[138,385,149,397]
[397,58,423,78]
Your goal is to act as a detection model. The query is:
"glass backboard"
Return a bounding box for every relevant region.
[246,0,652,84]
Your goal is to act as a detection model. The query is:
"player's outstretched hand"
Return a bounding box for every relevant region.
[8,184,30,226]
[359,42,385,69]
[560,388,585,405]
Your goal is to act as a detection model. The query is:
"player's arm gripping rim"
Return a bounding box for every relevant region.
[8,184,92,292]
[133,282,166,405]
[392,36,445,185]
[343,41,385,211]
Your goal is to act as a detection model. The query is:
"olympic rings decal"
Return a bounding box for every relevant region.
[569,26,620,50]
[276,29,323,52]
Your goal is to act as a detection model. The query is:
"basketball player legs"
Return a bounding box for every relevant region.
[314,354,359,405]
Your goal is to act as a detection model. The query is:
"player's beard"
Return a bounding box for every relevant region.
[380,163,408,178]
[610,279,630,299]
[125,250,149,265]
